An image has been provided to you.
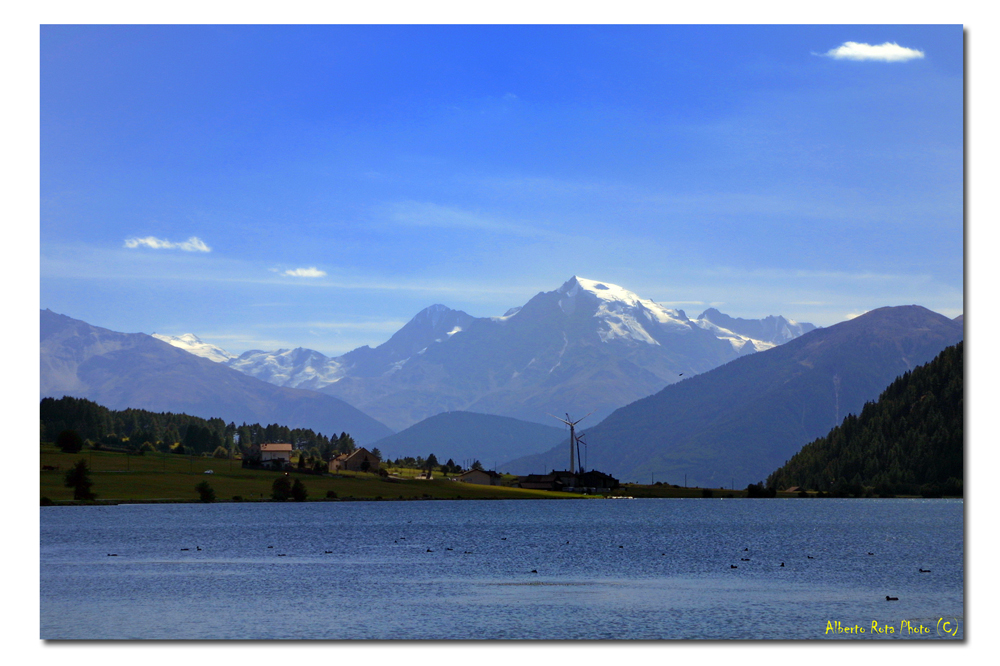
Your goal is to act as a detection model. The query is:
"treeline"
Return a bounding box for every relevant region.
[766,342,962,497]
[40,396,357,461]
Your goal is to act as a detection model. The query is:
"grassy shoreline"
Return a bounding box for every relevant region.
[41,446,941,505]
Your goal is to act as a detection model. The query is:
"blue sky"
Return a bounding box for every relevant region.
[40,24,964,356]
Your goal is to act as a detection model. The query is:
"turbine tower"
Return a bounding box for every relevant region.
[549,412,591,474]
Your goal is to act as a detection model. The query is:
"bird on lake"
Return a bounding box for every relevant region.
[730,565,738,569]
[780,562,785,567]
[530,570,538,574]
[107,553,117,557]
[446,547,453,551]
[427,549,433,552]
[886,596,899,601]
[743,548,748,551]
[919,568,931,573]
[807,555,814,559]
[868,552,875,556]
[180,548,190,551]
[741,558,750,561]
[324,551,332,554]
[196,546,201,551]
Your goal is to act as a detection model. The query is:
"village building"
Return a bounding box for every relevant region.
[456,469,503,486]
[329,447,380,473]
[260,442,293,463]
[518,469,619,493]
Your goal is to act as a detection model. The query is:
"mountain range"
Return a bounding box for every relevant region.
[40,309,393,445]
[502,305,964,486]
[156,277,816,430]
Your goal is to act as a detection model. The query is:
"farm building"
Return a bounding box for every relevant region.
[456,469,503,486]
[260,442,293,463]
[329,447,380,473]
[518,469,619,492]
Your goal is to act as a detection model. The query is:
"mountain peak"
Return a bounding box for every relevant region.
[559,276,635,298]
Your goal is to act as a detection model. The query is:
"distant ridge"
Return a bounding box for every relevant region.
[502,305,963,486]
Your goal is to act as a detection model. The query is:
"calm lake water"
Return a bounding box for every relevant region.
[40,498,963,640]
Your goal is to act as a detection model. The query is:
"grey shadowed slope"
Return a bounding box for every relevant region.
[502,306,963,487]
[370,411,568,469]
[40,310,393,445]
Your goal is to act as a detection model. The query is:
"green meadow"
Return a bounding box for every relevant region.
[40,446,586,503]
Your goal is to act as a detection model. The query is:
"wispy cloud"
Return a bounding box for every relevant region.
[821,41,925,62]
[124,236,211,252]
[384,201,557,239]
[282,267,327,278]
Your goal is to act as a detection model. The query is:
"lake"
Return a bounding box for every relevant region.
[40,498,964,640]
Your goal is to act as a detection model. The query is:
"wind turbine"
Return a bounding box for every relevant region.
[549,412,591,474]
[575,431,587,474]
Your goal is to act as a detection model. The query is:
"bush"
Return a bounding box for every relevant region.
[272,476,292,501]
[325,490,338,499]
[701,488,714,498]
[195,480,216,503]
[56,429,84,454]
[745,483,776,498]
[291,478,308,502]
[232,495,243,501]
[40,497,53,506]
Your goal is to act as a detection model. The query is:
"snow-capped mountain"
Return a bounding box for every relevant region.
[694,307,816,353]
[226,347,345,390]
[157,277,817,430]
[151,333,236,363]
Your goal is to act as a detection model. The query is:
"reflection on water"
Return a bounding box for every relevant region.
[40,498,963,640]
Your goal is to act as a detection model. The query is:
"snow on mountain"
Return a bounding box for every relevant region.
[225,348,346,390]
[693,307,818,354]
[151,333,236,363]
[557,276,694,344]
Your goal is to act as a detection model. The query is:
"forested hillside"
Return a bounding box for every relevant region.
[766,342,962,497]
[40,396,358,461]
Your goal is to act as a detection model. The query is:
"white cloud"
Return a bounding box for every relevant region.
[282,267,327,278]
[822,41,925,62]
[124,236,211,252]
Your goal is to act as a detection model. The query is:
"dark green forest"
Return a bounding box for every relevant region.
[40,396,357,461]
[766,342,962,497]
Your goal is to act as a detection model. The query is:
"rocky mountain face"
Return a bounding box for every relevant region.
[502,305,964,487]
[39,310,393,444]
